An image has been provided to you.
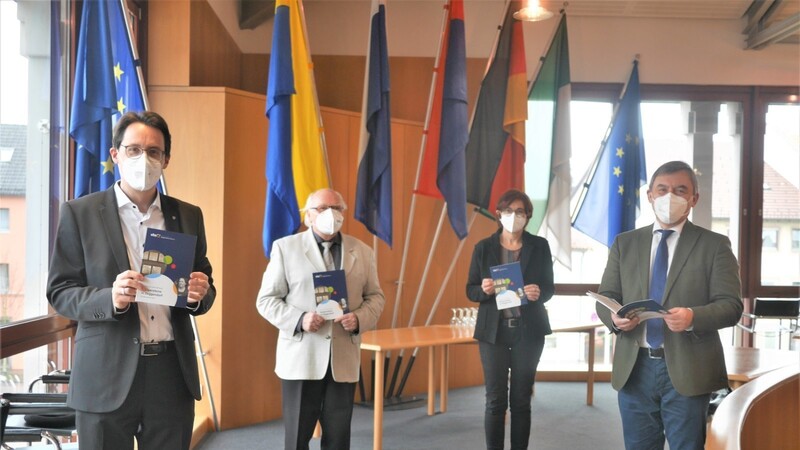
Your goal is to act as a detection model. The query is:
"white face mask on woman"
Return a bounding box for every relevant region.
[500,213,527,234]
[315,208,344,235]
[120,155,162,192]
[652,192,689,225]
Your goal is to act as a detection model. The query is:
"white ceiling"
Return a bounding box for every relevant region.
[205,0,799,55]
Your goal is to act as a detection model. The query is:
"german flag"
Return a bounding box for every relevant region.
[465,1,527,212]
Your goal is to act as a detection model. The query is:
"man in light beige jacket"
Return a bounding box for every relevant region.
[257,188,385,450]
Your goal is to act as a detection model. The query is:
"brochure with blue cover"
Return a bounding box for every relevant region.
[313,270,350,320]
[490,261,528,310]
[135,228,196,308]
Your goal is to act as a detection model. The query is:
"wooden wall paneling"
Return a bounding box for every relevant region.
[219,91,278,428]
[189,0,243,89]
[148,87,227,426]
[315,55,367,115]
[147,0,191,86]
[241,54,270,95]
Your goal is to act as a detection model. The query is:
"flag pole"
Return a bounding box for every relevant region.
[570,55,640,222]
[387,204,447,398]
[117,0,220,432]
[382,0,451,401]
[387,0,511,398]
[395,210,478,398]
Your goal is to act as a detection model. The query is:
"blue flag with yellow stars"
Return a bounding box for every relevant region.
[573,60,646,247]
[70,0,145,198]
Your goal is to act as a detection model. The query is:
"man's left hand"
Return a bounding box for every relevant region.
[664,307,693,332]
[334,312,359,333]
[187,272,210,305]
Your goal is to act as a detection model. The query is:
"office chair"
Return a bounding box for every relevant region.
[737,297,800,349]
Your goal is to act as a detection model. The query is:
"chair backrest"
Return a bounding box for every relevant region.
[752,297,800,318]
[1,397,8,442]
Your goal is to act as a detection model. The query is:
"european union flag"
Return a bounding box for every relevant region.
[572,61,646,247]
[70,0,145,198]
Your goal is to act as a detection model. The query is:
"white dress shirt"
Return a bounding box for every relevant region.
[114,182,173,343]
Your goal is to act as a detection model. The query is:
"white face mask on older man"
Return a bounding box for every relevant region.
[315,208,344,235]
[652,192,689,225]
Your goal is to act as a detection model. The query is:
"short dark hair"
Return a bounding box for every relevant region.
[649,160,698,194]
[112,111,172,158]
[495,189,533,218]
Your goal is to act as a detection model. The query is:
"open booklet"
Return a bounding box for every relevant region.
[135,228,196,308]
[313,270,350,320]
[587,291,669,321]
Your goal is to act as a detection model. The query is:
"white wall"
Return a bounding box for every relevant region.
[208,0,799,86]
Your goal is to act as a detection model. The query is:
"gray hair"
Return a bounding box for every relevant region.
[302,188,348,227]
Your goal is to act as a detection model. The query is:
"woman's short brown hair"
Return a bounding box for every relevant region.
[495,189,533,218]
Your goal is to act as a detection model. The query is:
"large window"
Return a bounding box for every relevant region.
[760,103,799,287]
[536,90,754,368]
[0,0,71,389]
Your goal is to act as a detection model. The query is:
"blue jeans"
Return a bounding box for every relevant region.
[478,323,545,450]
[618,349,711,450]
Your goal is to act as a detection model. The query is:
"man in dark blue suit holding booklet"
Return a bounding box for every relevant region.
[47,111,216,449]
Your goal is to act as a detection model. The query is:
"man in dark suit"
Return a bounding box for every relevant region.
[596,160,742,450]
[47,111,215,450]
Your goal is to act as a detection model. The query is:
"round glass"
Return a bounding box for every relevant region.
[120,144,165,161]
[500,208,527,218]
[310,205,344,213]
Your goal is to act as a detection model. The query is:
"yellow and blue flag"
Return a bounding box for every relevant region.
[263,0,330,257]
[573,61,646,247]
[355,0,393,247]
[70,0,145,198]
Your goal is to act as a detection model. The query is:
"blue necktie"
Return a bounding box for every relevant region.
[647,229,674,349]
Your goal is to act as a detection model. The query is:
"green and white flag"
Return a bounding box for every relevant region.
[525,15,572,269]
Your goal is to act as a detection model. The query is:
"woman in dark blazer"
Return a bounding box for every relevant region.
[466,189,555,450]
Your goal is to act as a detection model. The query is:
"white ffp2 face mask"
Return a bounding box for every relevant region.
[653,193,689,225]
[120,156,162,192]
[315,208,344,235]
[500,213,527,234]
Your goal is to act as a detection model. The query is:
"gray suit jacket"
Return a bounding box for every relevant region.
[46,187,216,413]
[256,228,385,382]
[596,221,742,396]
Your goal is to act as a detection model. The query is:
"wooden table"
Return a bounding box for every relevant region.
[360,325,475,450]
[360,323,604,450]
[724,346,800,389]
[549,323,605,405]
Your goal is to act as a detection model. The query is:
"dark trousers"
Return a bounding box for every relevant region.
[478,323,545,450]
[281,364,357,450]
[75,342,195,450]
[618,349,711,450]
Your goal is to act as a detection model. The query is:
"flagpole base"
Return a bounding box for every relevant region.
[356,395,426,411]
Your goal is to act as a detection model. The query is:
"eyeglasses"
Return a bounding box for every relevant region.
[310,205,344,213]
[120,144,165,161]
[500,208,527,218]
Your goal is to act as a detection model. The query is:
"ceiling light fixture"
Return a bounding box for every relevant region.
[513,0,554,22]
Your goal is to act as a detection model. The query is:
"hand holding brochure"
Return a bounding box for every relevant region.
[313,270,350,320]
[587,291,669,321]
[490,262,527,311]
[135,228,196,308]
